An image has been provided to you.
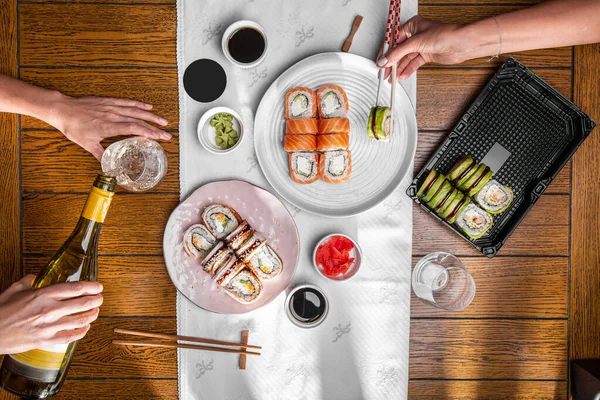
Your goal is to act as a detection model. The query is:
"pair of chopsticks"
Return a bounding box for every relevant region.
[112,328,261,357]
[375,0,402,135]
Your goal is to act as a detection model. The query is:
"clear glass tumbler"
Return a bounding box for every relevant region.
[412,252,476,311]
[101,137,167,192]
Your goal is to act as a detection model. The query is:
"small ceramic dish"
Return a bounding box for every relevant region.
[221,20,268,69]
[313,233,362,281]
[197,107,244,155]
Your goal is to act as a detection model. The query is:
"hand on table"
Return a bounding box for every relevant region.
[51,94,172,161]
[376,16,465,81]
[0,275,104,355]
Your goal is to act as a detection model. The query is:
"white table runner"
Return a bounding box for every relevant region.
[176,1,417,399]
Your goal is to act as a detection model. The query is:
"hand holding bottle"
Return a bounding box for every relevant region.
[0,275,103,355]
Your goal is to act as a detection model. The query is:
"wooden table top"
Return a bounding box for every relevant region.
[0,1,598,399]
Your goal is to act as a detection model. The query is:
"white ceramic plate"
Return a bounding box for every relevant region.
[163,180,300,314]
[254,52,417,217]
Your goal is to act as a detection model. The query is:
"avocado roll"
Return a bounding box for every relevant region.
[447,155,476,184]
[474,179,514,214]
[455,204,493,239]
[427,179,453,210]
[366,106,391,141]
[248,245,283,280]
[183,224,217,259]
[223,266,263,304]
[202,204,241,239]
[422,172,446,203]
[446,196,471,224]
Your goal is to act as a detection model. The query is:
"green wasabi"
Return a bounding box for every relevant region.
[210,113,238,149]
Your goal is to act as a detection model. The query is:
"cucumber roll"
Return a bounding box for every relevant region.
[366,106,391,141]
[455,204,493,239]
[474,179,514,214]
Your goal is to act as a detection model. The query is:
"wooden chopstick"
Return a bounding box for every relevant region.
[239,330,249,370]
[376,0,398,106]
[112,340,261,356]
[342,15,363,52]
[389,0,402,136]
[113,328,262,350]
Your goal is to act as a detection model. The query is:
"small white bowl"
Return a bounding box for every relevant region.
[313,234,362,281]
[221,20,268,69]
[197,107,244,155]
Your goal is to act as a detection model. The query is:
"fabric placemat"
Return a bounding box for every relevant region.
[176,1,417,399]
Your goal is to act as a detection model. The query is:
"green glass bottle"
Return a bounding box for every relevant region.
[0,174,116,399]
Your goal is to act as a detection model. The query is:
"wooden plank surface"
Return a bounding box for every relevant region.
[408,380,566,400]
[0,0,19,294]
[23,256,176,317]
[411,257,568,318]
[571,43,600,361]
[21,130,179,193]
[19,4,176,67]
[19,68,178,131]
[22,193,179,255]
[56,380,178,400]
[409,320,568,380]
[70,318,177,378]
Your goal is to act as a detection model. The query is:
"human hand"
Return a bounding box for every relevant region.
[376,16,467,81]
[0,275,104,355]
[50,94,172,161]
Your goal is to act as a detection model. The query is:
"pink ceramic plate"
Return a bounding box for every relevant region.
[163,180,300,314]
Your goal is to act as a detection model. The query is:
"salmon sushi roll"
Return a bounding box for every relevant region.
[319,150,352,183]
[317,84,349,118]
[283,134,317,152]
[285,87,318,119]
[285,118,319,134]
[318,118,350,134]
[316,133,349,151]
[288,152,319,184]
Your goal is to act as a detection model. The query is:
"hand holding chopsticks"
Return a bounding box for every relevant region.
[112,328,261,357]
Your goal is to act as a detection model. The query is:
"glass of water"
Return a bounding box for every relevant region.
[412,252,475,311]
[101,137,167,192]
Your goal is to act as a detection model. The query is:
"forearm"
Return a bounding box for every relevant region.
[457,0,600,61]
[0,74,66,127]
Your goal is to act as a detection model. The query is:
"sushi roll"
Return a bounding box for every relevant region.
[319,150,352,184]
[200,241,233,275]
[285,118,319,134]
[248,245,283,280]
[432,186,461,215]
[316,133,350,151]
[426,179,453,210]
[474,179,514,214]
[183,224,217,259]
[318,118,350,134]
[222,266,263,304]
[446,196,471,224]
[211,253,238,278]
[285,87,317,120]
[439,190,466,219]
[202,204,241,239]
[236,231,267,262]
[225,220,254,251]
[317,84,349,118]
[214,258,246,286]
[459,164,493,196]
[417,170,447,203]
[283,134,317,152]
[289,152,319,184]
[447,155,476,185]
[455,203,493,239]
[366,106,391,141]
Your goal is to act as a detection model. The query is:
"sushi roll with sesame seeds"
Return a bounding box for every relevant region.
[455,203,493,239]
[474,179,514,214]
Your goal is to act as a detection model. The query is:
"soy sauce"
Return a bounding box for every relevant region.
[227,28,265,64]
[290,288,326,323]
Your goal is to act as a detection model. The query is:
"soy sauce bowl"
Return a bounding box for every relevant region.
[313,234,362,281]
[197,107,244,155]
[221,20,268,69]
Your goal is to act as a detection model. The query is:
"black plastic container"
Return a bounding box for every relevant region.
[407,57,596,258]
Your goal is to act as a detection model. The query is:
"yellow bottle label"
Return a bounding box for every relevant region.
[6,344,68,382]
[81,186,114,223]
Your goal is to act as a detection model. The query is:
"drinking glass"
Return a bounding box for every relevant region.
[412,252,475,311]
[101,137,167,192]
